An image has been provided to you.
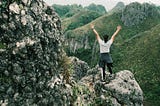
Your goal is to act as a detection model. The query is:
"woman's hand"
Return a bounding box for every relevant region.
[117,25,122,30]
[90,24,95,29]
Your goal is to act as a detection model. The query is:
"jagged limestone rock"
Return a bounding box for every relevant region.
[73,68,143,106]
[121,2,160,26]
[94,70,143,106]
[70,56,90,82]
[0,0,69,105]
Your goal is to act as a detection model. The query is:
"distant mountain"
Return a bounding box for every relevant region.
[52,4,106,18]
[52,4,83,18]
[62,10,102,31]
[108,2,125,14]
[64,2,160,55]
[121,2,160,26]
[84,3,107,14]
[52,3,107,31]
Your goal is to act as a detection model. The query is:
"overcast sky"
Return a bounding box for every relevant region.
[43,0,160,11]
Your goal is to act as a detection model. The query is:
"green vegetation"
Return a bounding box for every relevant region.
[53,4,106,31]
[52,4,83,18]
[59,55,73,84]
[63,10,102,31]
[85,3,106,14]
[113,24,160,105]
[52,3,106,19]
[72,84,88,104]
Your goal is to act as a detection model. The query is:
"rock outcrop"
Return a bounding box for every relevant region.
[121,2,160,26]
[94,70,143,106]
[70,57,90,82]
[76,68,143,106]
[0,0,67,105]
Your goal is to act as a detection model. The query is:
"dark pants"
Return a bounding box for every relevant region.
[99,53,113,79]
[102,63,113,78]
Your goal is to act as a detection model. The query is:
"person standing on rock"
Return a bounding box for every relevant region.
[90,24,121,81]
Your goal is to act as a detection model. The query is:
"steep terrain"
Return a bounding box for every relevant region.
[67,57,143,106]
[52,3,106,18]
[64,2,160,66]
[113,24,160,105]
[57,2,160,106]
[62,10,102,31]
[108,2,125,15]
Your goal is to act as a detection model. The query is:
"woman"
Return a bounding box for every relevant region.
[90,24,122,81]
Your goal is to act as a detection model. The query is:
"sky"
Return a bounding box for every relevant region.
[43,0,160,11]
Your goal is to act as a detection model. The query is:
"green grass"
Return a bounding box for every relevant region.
[62,10,102,31]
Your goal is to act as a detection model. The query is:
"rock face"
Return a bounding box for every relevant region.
[76,69,143,106]
[0,0,67,105]
[121,2,160,26]
[94,70,143,106]
[70,57,90,81]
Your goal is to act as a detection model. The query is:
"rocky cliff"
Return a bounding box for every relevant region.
[121,2,160,26]
[0,0,67,105]
[70,59,143,106]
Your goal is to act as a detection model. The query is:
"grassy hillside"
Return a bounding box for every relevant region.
[113,24,160,106]
[65,10,160,66]
[62,10,102,31]
[52,3,106,19]
[52,4,83,18]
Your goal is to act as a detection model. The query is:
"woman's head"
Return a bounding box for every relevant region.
[103,34,109,43]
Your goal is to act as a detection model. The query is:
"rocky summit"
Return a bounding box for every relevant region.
[76,64,143,106]
[0,0,143,106]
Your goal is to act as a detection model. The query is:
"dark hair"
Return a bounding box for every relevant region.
[103,35,109,43]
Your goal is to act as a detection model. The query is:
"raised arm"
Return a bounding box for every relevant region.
[111,25,122,42]
[90,24,101,43]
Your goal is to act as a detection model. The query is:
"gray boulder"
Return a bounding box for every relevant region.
[70,56,90,82]
[94,70,143,106]
[72,68,143,106]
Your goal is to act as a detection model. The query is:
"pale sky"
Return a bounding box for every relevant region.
[43,0,160,11]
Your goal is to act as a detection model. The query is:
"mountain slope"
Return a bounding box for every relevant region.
[113,24,160,105]
[62,10,102,31]
[64,2,160,67]
[52,3,106,19]
[108,2,125,15]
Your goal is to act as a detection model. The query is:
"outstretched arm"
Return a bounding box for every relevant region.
[111,25,122,42]
[90,24,101,43]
